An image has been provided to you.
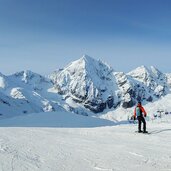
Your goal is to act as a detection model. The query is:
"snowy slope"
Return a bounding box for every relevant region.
[0,110,171,171]
[0,111,115,128]
[0,72,43,118]
[99,93,171,122]
[0,70,66,118]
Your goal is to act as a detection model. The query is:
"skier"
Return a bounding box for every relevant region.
[134,102,148,133]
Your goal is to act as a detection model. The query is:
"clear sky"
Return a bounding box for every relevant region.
[0,0,171,75]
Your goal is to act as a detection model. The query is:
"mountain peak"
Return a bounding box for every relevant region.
[8,70,46,85]
[150,66,162,76]
[136,65,149,72]
[127,65,149,76]
[79,54,97,65]
[13,70,42,78]
[82,54,93,60]
[63,55,109,74]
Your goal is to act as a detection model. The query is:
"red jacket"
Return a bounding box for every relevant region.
[134,104,147,117]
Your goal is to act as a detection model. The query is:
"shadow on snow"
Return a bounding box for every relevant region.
[0,111,127,128]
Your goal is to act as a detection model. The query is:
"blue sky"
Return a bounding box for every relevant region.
[0,0,171,75]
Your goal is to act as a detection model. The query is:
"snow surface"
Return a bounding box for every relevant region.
[0,111,171,171]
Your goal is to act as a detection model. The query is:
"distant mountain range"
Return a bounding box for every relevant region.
[0,55,171,118]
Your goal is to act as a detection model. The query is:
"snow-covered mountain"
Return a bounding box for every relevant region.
[128,65,169,98]
[50,55,119,113]
[50,55,171,113]
[0,70,65,118]
[0,55,171,118]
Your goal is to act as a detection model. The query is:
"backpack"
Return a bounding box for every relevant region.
[136,107,141,117]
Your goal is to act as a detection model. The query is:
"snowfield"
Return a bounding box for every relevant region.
[0,111,171,171]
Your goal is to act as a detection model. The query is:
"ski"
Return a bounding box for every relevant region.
[135,131,151,134]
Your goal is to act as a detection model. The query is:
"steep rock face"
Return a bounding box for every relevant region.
[50,57,171,112]
[114,72,135,108]
[50,55,118,112]
[127,66,169,100]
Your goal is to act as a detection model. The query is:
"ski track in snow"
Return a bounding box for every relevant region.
[0,124,171,171]
[93,164,114,171]
[0,112,171,171]
[128,152,144,158]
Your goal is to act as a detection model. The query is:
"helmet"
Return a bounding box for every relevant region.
[138,101,141,105]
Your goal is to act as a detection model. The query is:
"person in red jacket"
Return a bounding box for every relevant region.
[134,102,148,133]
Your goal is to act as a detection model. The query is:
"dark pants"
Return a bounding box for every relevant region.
[137,116,146,132]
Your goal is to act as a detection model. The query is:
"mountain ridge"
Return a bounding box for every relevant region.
[0,55,171,118]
